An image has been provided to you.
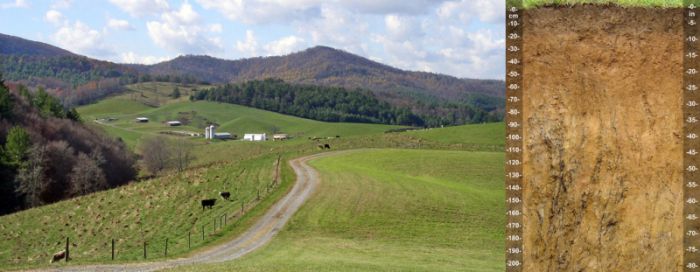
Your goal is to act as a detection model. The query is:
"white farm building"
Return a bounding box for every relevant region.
[243,133,267,141]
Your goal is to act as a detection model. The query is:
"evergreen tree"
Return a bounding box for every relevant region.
[171,87,181,99]
[5,126,31,166]
[0,75,12,119]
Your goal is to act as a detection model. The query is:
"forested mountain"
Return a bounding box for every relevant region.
[0,33,504,126]
[0,33,75,57]
[192,79,499,126]
[144,46,504,102]
[0,77,137,215]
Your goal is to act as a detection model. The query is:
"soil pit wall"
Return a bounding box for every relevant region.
[522,5,683,271]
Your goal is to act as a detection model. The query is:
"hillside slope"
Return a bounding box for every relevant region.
[171,149,504,272]
[0,33,503,121]
[0,33,75,57]
[144,46,504,102]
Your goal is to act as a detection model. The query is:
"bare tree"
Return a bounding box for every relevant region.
[139,136,171,175]
[15,145,49,208]
[69,151,107,196]
[169,138,194,173]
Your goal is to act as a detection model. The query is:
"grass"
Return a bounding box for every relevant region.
[519,0,684,8]
[404,122,504,147]
[1,81,507,270]
[77,83,402,149]
[0,153,288,269]
[170,149,505,272]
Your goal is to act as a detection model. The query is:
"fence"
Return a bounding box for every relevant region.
[54,155,284,263]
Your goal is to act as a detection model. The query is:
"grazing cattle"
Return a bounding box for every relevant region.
[219,191,231,200]
[324,144,331,149]
[50,250,66,263]
[201,199,217,210]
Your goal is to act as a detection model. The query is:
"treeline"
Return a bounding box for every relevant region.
[191,78,425,126]
[0,75,137,215]
[0,55,207,107]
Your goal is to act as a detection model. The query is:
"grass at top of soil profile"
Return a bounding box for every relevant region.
[517,0,684,8]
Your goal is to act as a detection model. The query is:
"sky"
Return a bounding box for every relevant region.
[0,0,505,79]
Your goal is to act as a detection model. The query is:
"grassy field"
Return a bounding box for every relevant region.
[405,122,504,147]
[78,83,402,149]
[1,81,506,270]
[170,149,505,272]
[0,152,293,269]
[519,0,683,8]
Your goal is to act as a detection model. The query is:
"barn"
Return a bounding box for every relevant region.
[135,117,149,123]
[273,134,289,141]
[244,133,267,141]
[214,132,234,139]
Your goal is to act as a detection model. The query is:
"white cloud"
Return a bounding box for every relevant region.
[146,2,223,54]
[384,14,424,40]
[120,51,170,64]
[236,30,259,57]
[304,5,369,55]
[52,21,114,57]
[109,0,169,17]
[338,0,449,15]
[107,18,134,30]
[208,23,223,33]
[196,0,322,24]
[45,10,64,25]
[50,0,72,9]
[264,36,306,56]
[0,0,28,9]
[437,0,503,24]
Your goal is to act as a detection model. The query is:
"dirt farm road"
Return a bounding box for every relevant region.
[27,152,339,272]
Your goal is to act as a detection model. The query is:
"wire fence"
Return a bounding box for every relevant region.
[52,155,283,264]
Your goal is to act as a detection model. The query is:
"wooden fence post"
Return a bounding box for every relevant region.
[143,241,147,259]
[224,214,227,225]
[188,232,191,249]
[65,237,70,262]
[165,238,168,257]
[111,239,115,260]
[201,225,204,241]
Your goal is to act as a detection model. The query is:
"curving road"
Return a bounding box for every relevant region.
[27,152,338,272]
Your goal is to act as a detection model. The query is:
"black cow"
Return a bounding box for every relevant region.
[201,199,217,210]
[49,250,66,263]
[324,144,331,149]
[219,191,231,200]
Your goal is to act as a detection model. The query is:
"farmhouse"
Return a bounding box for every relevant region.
[167,121,182,126]
[273,134,289,141]
[135,117,149,123]
[244,133,267,141]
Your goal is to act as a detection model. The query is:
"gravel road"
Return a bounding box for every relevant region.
[26,152,336,272]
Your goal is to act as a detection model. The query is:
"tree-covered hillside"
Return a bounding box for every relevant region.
[0,75,137,215]
[191,79,500,127]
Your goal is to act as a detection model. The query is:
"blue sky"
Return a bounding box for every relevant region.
[0,0,505,79]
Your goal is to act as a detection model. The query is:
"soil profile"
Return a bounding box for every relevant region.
[522,5,683,271]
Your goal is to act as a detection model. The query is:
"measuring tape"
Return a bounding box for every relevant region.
[505,1,523,271]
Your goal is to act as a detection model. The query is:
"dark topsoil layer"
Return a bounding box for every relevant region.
[522,5,683,272]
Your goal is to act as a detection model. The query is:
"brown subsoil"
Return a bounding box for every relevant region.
[523,5,683,271]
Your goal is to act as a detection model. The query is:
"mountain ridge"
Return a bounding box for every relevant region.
[0,33,504,125]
